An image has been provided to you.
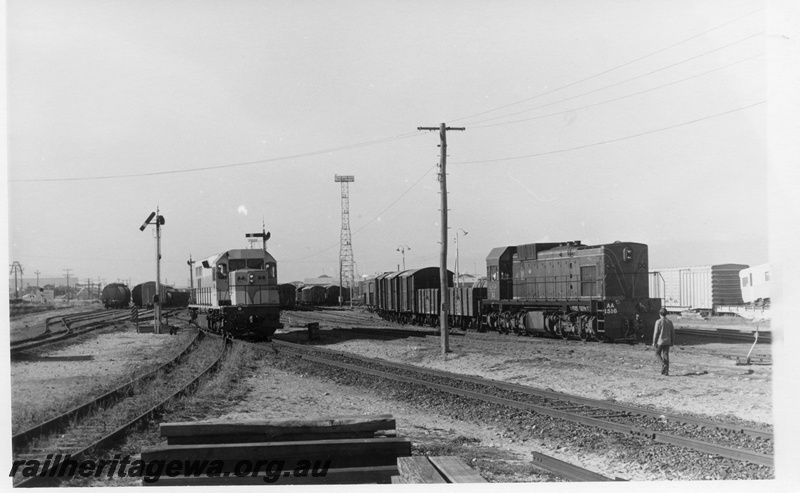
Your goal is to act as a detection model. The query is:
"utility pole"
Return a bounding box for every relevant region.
[63,268,72,302]
[34,270,41,301]
[187,255,195,303]
[417,123,465,356]
[140,208,165,334]
[9,262,24,299]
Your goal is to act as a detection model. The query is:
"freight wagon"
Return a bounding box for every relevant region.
[101,283,131,309]
[375,267,454,323]
[132,282,184,308]
[648,264,748,315]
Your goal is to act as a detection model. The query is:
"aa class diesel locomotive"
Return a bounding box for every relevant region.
[362,240,662,343]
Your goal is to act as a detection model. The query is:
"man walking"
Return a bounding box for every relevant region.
[653,308,675,376]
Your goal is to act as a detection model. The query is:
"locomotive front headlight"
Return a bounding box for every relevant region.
[623,247,633,262]
[249,273,255,284]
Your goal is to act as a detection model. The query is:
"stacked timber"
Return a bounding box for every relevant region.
[394,456,487,484]
[141,414,409,486]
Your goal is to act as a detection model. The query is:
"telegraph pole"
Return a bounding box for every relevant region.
[9,262,24,299]
[417,123,465,356]
[187,255,195,303]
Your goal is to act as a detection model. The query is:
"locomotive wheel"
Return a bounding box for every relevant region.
[498,313,511,334]
[579,328,588,342]
[513,312,526,336]
[486,312,499,332]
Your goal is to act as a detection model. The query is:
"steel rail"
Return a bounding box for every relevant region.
[676,327,771,344]
[530,451,625,481]
[272,339,772,441]
[12,328,202,451]
[10,311,151,354]
[14,337,230,488]
[274,342,773,468]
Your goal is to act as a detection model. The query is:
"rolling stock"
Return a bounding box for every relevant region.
[648,264,747,315]
[739,263,770,306]
[132,282,187,308]
[278,283,298,310]
[188,244,282,340]
[484,241,660,342]
[101,283,131,309]
[362,240,662,343]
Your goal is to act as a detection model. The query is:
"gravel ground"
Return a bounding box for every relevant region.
[10,322,196,433]
[9,304,106,342]
[7,307,779,485]
[274,318,772,427]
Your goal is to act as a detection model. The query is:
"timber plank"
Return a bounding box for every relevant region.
[166,428,397,445]
[166,430,376,445]
[160,415,395,438]
[143,465,398,486]
[397,456,447,484]
[428,456,486,483]
[142,438,412,471]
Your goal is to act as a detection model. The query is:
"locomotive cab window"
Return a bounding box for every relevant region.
[247,259,264,269]
[217,263,228,280]
[266,262,276,277]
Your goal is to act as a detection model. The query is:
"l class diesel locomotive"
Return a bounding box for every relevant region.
[189,245,282,340]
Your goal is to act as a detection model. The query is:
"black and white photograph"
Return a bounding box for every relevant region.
[4,0,799,490]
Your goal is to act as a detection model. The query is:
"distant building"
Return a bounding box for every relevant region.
[302,275,337,287]
[455,273,479,287]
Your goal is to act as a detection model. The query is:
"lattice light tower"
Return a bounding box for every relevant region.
[335,175,355,307]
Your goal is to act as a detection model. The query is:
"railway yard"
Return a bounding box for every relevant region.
[7,304,775,485]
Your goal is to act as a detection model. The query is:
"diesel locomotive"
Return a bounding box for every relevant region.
[483,240,660,342]
[189,239,282,340]
[362,240,661,343]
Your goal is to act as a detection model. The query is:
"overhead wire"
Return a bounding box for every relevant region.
[468,31,764,127]
[471,53,763,129]
[10,131,423,183]
[448,6,764,125]
[282,163,438,262]
[453,101,765,166]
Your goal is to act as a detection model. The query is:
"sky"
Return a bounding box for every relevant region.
[4,0,772,290]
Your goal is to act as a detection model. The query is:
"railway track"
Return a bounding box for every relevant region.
[284,309,769,346]
[12,332,229,488]
[676,327,771,344]
[269,338,773,478]
[10,309,155,355]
